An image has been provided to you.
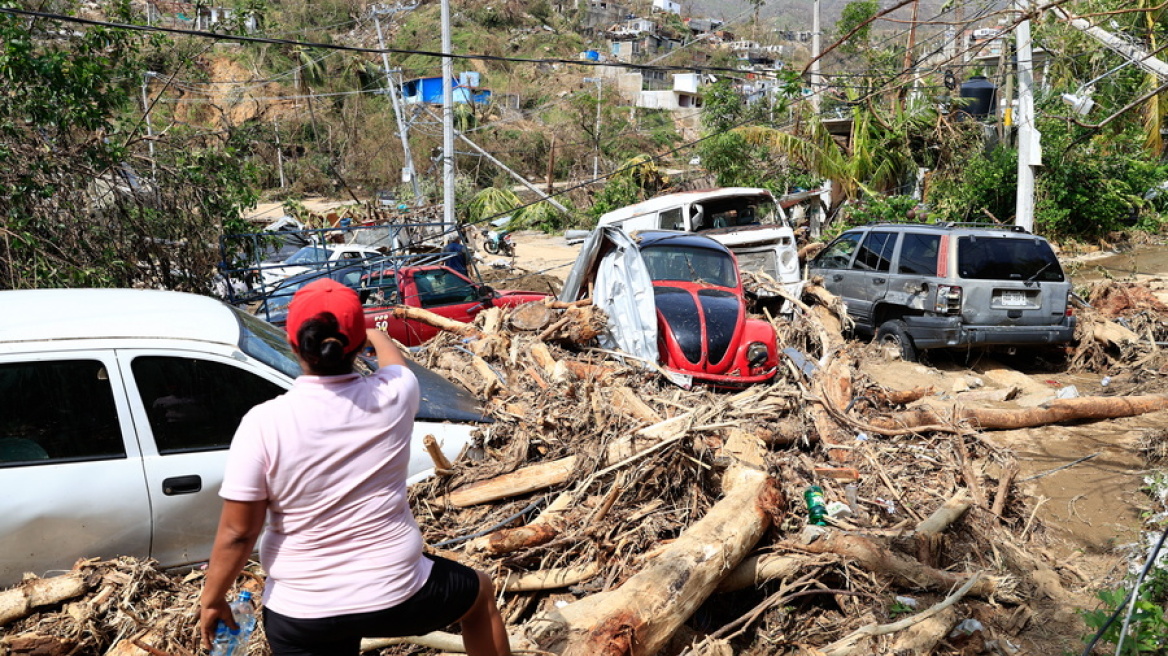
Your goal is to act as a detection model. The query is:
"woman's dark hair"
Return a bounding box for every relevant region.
[295,312,358,375]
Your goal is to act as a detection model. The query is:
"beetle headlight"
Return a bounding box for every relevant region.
[747,341,769,368]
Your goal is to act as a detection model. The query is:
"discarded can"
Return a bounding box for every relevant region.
[804,486,828,526]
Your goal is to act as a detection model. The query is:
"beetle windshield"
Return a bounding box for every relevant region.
[957,236,1064,282]
[642,246,738,287]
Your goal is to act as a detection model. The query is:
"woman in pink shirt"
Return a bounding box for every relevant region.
[198,279,510,656]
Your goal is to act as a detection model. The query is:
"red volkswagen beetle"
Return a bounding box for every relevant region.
[560,228,778,387]
[638,231,778,386]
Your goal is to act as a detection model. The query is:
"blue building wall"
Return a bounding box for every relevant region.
[402,76,492,105]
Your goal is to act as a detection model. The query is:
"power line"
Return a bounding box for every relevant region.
[0,6,790,81]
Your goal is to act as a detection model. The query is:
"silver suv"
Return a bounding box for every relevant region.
[808,223,1076,361]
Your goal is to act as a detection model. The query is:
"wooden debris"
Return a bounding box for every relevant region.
[389,305,483,338]
[9,277,1168,656]
[0,573,89,627]
[527,430,782,656]
[869,394,1168,431]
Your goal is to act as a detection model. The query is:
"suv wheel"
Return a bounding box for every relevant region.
[876,320,918,362]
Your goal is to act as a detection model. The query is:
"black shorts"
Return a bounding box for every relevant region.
[263,555,481,656]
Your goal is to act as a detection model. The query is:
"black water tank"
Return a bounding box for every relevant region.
[958,75,997,118]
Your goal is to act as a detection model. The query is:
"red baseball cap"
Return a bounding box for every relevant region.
[285,279,366,354]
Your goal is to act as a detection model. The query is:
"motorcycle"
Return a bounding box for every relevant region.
[482,228,515,256]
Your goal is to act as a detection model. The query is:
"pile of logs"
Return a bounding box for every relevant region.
[4,281,1168,656]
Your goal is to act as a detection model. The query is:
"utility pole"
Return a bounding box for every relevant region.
[899,0,920,107]
[141,71,157,181]
[1053,6,1168,82]
[584,76,603,179]
[372,4,424,206]
[1014,0,1039,232]
[419,105,571,214]
[440,0,456,231]
[274,119,286,188]
[811,0,821,114]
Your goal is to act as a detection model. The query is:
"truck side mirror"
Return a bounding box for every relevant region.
[478,284,495,300]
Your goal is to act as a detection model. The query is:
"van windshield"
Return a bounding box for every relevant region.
[693,196,780,231]
[957,236,1064,282]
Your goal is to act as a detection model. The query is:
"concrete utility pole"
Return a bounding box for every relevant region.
[372,4,424,206]
[419,105,570,214]
[810,0,821,114]
[1052,6,1168,82]
[584,76,603,179]
[899,0,920,107]
[1014,0,1039,232]
[141,72,157,181]
[440,0,456,231]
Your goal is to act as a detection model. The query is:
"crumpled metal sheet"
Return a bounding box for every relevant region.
[559,227,657,364]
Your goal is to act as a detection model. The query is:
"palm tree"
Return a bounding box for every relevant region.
[738,101,930,208]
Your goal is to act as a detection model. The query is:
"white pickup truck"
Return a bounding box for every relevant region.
[596,187,803,298]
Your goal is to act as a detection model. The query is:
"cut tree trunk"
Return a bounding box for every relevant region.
[524,429,782,656]
[868,394,1168,432]
[0,573,89,626]
[448,413,692,507]
[389,305,482,338]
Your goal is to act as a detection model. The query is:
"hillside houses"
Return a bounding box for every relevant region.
[575,2,790,124]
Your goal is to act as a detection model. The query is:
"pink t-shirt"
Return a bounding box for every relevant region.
[220,365,433,619]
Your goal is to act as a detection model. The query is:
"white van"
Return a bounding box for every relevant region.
[596,187,802,297]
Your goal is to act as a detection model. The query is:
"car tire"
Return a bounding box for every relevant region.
[876,319,918,362]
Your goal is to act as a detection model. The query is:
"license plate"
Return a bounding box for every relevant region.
[999,291,1028,306]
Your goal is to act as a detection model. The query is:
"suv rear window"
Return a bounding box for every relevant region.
[957,236,1064,282]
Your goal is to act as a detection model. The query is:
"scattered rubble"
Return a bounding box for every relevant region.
[4,279,1168,656]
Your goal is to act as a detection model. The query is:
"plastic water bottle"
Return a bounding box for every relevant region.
[211,591,256,656]
[804,486,828,526]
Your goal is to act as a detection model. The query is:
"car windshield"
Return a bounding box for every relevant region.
[232,308,303,378]
[957,236,1064,282]
[642,245,737,287]
[284,246,329,266]
[231,308,391,380]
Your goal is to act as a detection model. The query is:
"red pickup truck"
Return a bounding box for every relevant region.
[361,265,550,346]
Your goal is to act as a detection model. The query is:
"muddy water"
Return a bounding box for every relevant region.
[1071,243,1168,285]
[865,357,1161,559]
[986,414,1160,555]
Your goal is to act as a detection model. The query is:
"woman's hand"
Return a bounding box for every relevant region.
[366,328,408,368]
[198,597,238,647]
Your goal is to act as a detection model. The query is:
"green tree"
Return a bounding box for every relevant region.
[0,0,259,291]
[588,156,668,222]
[835,0,879,55]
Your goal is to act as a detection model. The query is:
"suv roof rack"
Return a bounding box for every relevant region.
[862,220,1030,234]
[935,221,1030,233]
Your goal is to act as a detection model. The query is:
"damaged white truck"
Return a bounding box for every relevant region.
[596,187,803,298]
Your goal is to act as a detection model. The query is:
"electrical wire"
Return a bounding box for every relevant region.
[0,6,789,80]
[1079,523,1168,656]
